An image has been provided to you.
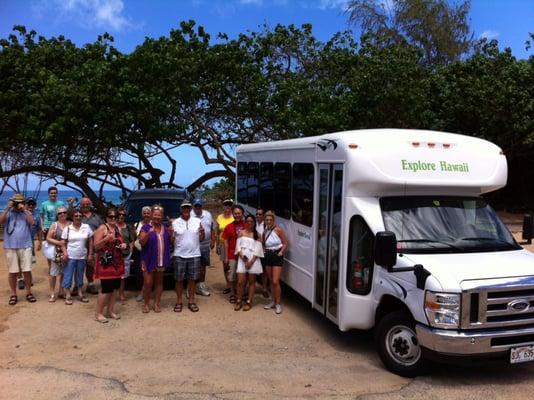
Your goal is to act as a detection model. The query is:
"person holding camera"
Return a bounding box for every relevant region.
[93,208,126,323]
[61,208,94,305]
[1,193,36,305]
[234,214,264,311]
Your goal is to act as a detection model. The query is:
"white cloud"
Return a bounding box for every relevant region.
[479,29,500,40]
[38,0,136,31]
[317,0,349,10]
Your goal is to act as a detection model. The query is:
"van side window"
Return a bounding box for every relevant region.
[347,216,374,295]
[292,163,314,227]
[274,162,292,220]
[237,162,248,205]
[248,162,259,207]
[260,162,274,212]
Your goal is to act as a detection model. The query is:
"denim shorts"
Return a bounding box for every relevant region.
[264,250,284,267]
[200,247,210,268]
[173,256,201,281]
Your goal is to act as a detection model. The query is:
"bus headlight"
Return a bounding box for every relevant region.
[424,291,460,329]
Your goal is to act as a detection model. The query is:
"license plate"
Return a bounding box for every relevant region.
[510,346,534,364]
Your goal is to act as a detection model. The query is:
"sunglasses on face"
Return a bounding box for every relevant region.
[73,214,82,218]
[57,211,67,215]
[107,215,117,219]
[118,213,126,216]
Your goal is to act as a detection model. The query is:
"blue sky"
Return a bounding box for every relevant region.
[1,0,533,189]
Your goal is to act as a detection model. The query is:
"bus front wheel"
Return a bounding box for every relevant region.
[375,310,429,377]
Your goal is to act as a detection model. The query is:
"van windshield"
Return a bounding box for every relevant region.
[380,196,521,254]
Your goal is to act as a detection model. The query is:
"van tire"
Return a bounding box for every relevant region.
[375,310,429,377]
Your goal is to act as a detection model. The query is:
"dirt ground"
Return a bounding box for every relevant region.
[1,214,534,400]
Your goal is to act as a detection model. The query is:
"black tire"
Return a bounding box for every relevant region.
[375,310,430,377]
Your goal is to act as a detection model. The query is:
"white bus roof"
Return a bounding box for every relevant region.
[237,129,507,196]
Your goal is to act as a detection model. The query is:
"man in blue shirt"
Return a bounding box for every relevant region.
[0,193,37,305]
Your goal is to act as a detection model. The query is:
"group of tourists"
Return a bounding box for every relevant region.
[2,187,289,323]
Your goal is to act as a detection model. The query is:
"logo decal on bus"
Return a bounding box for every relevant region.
[316,139,338,151]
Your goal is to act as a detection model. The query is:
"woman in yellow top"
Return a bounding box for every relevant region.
[215,199,234,295]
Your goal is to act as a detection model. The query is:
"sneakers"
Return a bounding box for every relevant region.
[264,301,275,310]
[136,293,143,302]
[275,304,283,314]
[17,279,25,290]
[196,282,210,297]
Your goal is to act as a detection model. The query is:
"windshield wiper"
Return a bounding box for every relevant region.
[458,237,517,247]
[398,239,462,250]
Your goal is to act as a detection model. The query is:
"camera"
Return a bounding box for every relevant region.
[13,202,25,212]
[99,251,114,267]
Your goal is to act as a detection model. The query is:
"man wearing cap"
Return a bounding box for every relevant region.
[0,194,37,305]
[215,199,234,296]
[193,198,215,296]
[172,199,205,312]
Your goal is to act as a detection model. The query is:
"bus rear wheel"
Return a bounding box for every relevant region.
[375,310,429,377]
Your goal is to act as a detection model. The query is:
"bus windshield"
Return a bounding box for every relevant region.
[380,196,521,254]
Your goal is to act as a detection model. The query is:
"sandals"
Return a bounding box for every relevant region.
[49,294,56,303]
[95,315,109,323]
[173,303,183,313]
[8,295,17,306]
[26,293,37,303]
[154,304,162,313]
[229,294,237,304]
[234,301,242,311]
[188,303,199,312]
[79,296,89,303]
[222,288,231,295]
[243,301,252,311]
[109,312,121,320]
[142,305,150,313]
[65,297,73,305]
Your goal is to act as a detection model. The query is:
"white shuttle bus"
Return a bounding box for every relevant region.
[236,129,534,377]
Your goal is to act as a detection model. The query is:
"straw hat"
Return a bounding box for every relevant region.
[10,193,25,203]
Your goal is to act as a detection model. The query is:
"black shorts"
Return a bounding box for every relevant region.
[264,250,284,267]
[100,278,121,293]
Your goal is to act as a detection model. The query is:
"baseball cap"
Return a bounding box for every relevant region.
[180,199,193,208]
[222,198,234,206]
[26,197,37,205]
[193,198,203,206]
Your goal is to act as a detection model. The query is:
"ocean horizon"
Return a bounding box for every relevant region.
[0,189,124,210]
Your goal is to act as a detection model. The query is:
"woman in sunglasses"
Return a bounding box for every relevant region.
[61,208,94,305]
[45,206,69,302]
[93,207,126,323]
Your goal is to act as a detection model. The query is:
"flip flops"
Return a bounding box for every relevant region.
[173,303,183,312]
[229,294,237,304]
[188,303,199,312]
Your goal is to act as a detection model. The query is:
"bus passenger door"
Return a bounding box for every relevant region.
[314,164,343,323]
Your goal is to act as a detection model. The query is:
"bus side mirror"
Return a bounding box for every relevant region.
[523,214,533,244]
[375,231,397,269]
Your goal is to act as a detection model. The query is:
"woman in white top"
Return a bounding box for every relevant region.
[61,209,94,305]
[262,211,289,314]
[234,214,264,311]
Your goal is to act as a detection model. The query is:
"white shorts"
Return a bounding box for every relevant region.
[5,248,32,274]
[49,261,64,277]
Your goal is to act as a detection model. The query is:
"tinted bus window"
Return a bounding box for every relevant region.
[274,163,292,220]
[292,163,314,226]
[260,162,274,212]
[248,162,259,207]
[237,162,248,205]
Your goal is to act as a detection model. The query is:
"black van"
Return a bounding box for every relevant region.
[123,188,190,288]
[123,188,190,224]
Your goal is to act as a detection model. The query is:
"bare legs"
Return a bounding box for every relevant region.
[95,289,119,322]
[267,266,282,306]
[142,270,164,312]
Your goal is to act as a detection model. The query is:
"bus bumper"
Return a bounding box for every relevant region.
[416,323,534,355]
